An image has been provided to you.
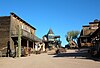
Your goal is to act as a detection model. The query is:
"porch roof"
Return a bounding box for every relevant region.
[21,35,42,42]
[79,35,90,38]
[33,35,42,42]
[54,36,60,38]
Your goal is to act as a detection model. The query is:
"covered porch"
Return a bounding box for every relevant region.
[10,29,41,57]
[78,36,92,47]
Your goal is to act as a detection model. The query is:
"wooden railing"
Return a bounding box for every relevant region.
[21,30,34,40]
[11,30,18,37]
[11,29,34,40]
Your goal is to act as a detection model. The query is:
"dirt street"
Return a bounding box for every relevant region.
[0,53,100,68]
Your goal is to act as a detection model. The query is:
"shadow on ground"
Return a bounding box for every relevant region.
[53,49,100,62]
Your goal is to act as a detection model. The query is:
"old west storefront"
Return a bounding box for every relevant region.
[90,27,100,56]
[78,19,100,56]
[0,13,41,57]
[78,19,100,47]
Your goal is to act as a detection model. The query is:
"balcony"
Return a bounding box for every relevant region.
[11,29,41,42]
[11,29,34,40]
[11,30,18,37]
[21,30,34,40]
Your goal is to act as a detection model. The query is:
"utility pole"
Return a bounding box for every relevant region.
[18,25,21,57]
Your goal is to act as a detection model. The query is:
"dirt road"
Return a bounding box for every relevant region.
[0,53,100,68]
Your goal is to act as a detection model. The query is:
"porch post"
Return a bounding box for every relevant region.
[80,38,81,43]
[27,40,29,55]
[43,43,45,52]
[33,42,35,53]
[33,42,34,49]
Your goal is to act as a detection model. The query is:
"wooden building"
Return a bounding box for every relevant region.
[78,19,100,47]
[90,25,100,56]
[43,29,61,50]
[0,12,41,57]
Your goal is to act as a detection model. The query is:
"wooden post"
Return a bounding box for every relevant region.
[43,43,45,52]
[27,40,29,55]
[18,25,21,57]
[33,42,35,51]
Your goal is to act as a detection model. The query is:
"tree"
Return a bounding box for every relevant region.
[66,30,80,48]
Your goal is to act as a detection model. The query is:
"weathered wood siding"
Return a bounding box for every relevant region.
[79,20,100,47]
[10,15,20,37]
[0,16,10,49]
[10,15,35,38]
[83,26,90,35]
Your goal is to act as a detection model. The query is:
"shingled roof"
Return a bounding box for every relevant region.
[47,28,54,34]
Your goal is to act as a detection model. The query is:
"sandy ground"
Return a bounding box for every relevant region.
[0,50,100,68]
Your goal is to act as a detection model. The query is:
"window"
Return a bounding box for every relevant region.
[48,36,54,41]
[22,24,30,32]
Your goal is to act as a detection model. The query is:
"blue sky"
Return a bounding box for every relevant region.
[0,0,100,46]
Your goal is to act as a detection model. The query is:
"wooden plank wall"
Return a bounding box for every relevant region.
[0,16,10,49]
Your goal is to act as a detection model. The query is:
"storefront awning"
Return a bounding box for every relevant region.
[33,35,42,42]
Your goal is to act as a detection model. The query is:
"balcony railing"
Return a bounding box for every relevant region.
[11,29,34,40]
[22,30,34,40]
[11,30,18,37]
